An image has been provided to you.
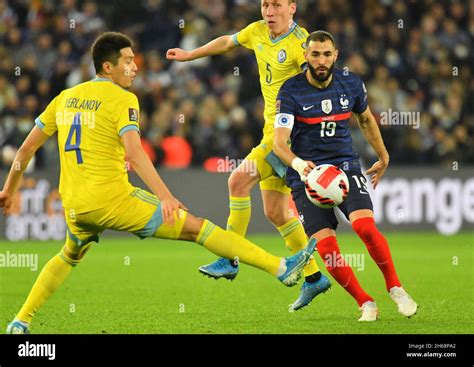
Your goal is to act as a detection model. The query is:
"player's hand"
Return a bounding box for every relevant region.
[160,195,188,225]
[166,48,192,62]
[291,157,315,182]
[0,191,13,215]
[365,160,388,189]
[303,161,316,177]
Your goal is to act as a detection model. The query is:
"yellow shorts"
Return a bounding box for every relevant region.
[246,137,291,194]
[65,188,187,248]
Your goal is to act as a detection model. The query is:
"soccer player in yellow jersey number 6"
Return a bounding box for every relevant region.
[1,32,316,334]
[167,0,331,309]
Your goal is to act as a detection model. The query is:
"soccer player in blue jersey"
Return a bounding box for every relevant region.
[273,31,417,321]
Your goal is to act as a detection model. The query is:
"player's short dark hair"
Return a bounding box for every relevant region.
[91,32,133,74]
[305,30,336,48]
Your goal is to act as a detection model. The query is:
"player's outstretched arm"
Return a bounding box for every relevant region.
[121,130,187,224]
[354,106,390,189]
[274,126,315,181]
[0,126,49,214]
[166,35,236,62]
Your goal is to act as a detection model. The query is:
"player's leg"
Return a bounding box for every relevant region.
[342,167,417,317]
[257,149,320,278]
[7,218,99,334]
[261,182,321,279]
[349,209,417,317]
[176,213,314,285]
[198,155,261,279]
[291,187,376,320]
[350,209,401,290]
[312,228,378,321]
[107,188,314,286]
[226,159,260,234]
[260,184,331,309]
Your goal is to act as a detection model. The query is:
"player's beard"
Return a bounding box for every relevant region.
[308,61,335,82]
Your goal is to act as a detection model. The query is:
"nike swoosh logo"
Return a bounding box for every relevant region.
[359,190,369,195]
[302,105,314,111]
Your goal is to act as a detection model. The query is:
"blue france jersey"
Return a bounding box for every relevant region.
[275,68,368,189]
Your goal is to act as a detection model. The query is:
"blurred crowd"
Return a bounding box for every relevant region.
[0,0,472,171]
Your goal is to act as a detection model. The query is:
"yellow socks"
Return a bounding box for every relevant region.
[16,252,77,324]
[227,196,251,235]
[197,220,283,276]
[226,196,320,278]
[277,217,320,277]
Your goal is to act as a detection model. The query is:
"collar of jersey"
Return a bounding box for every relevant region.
[91,77,111,82]
[269,22,297,44]
[91,77,130,92]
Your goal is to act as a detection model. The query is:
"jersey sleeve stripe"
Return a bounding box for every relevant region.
[232,33,240,46]
[294,27,306,39]
[296,112,352,124]
[35,117,46,129]
[118,124,140,136]
[296,26,306,39]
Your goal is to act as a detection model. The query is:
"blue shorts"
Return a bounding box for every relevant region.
[292,167,373,236]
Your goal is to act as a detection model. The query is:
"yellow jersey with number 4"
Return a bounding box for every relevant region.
[35,78,140,214]
[233,20,308,141]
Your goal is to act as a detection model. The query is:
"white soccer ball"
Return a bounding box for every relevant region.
[305,164,349,208]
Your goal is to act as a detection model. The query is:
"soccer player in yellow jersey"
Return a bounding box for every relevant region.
[167,0,331,309]
[1,32,316,334]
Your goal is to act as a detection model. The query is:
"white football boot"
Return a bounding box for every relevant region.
[358,301,379,322]
[390,286,418,317]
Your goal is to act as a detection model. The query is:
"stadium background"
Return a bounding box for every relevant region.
[0,0,472,238]
[0,0,473,336]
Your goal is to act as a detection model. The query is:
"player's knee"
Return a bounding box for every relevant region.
[61,243,89,264]
[352,217,377,241]
[179,214,204,241]
[263,205,287,227]
[228,170,255,196]
[316,236,338,255]
[228,172,245,195]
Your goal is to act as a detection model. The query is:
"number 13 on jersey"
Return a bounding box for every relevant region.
[65,112,83,164]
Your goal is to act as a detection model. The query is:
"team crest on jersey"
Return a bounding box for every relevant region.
[340,95,349,110]
[277,49,287,63]
[321,99,333,114]
[129,108,139,122]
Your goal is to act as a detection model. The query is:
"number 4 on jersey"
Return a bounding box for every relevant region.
[65,112,83,164]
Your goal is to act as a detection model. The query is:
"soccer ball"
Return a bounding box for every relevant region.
[305,164,349,208]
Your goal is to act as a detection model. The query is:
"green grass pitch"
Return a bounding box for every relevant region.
[0,232,472,334]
